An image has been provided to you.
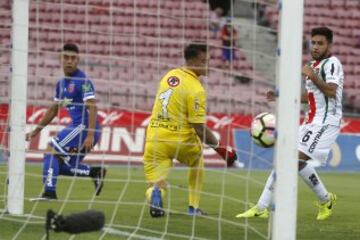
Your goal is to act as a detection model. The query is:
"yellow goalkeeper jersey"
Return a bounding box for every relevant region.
[146,67,207,142]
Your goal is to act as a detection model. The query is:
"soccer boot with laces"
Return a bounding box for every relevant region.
[188,206,208,216]
[30,191,58,201]
[149,186,165,218]
[316,192,336,220]
[235,205,269,219]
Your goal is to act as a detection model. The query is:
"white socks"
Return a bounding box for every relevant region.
[256,163,330,211]
[257,170,275,211]
[299,163,329,203]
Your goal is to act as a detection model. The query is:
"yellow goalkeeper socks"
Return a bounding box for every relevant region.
[188,166,204,209]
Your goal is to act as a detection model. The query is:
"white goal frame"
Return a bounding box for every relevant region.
[273,1,304,240]
[7,0,29,215]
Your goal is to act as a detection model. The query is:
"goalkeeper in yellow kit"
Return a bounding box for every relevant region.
[143,43,237,217]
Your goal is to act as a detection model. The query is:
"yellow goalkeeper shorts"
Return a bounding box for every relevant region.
[143,138,203,183]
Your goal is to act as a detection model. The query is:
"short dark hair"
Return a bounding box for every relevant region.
[184,43,207,61]
[62,43,79,53]
[311,27,333,43]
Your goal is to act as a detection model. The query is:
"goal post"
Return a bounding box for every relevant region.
[7,0,30,215]
[273,0,304,239]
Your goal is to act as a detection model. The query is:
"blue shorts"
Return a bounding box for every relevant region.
[50,122,101,158]
[222,48,235,61]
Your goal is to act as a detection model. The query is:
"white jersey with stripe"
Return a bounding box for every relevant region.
[304,56,344,126]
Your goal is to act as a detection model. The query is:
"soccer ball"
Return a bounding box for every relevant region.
[250,112,276,148]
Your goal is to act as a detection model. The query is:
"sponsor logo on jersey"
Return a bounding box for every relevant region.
[150,119,180,131]
[60,97,73,107]
[167,76,180,87]
[82,83,92,93]
[68,83,75,93]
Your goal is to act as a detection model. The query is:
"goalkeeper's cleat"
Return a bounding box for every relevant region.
[316,192,336,221]
[91,167,107,196]
[235,205,269,219]
[188,206,208,216]
[149,186,165,218]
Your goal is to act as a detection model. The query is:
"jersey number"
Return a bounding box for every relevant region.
[159,88,173,118]
[302,131,313,143]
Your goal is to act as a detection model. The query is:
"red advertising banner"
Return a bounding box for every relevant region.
[0,104,359,164]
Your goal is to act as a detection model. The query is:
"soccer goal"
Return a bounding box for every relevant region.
[1,0,303,239]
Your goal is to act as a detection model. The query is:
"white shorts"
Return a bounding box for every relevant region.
[298,124,340,165]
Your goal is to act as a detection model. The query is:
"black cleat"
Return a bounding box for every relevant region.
[30,191,58,202]
[91,167,107,196]
[42,191,58,199]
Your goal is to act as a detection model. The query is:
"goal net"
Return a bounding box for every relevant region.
[0,0,288,239]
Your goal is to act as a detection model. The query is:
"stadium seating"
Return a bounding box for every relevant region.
[19,0,257,113]
[0,0,359,113]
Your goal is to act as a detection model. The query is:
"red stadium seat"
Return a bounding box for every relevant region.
[330,0,345,9]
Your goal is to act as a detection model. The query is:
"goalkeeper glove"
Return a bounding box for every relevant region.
[213,143,237,167]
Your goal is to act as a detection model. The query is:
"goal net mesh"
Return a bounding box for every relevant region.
[0,0,281,239]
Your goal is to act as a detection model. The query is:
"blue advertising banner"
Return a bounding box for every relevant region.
[233,129,360,171]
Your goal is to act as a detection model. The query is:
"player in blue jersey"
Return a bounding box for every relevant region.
[26,43,106,200]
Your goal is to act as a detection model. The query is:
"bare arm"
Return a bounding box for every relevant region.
[81,98,98,152]
[192,122,237,166]
[26,103,59,140]
[302,65,337,98]
[85,98,97,136]
[313,80,337,98]
[301,92,308,103]
[191,123,218,147]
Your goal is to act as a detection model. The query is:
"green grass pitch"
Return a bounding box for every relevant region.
[0,164,359,240]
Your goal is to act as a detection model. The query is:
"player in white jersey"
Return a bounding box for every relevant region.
[236,27,342,220]
[299,52,343,165]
